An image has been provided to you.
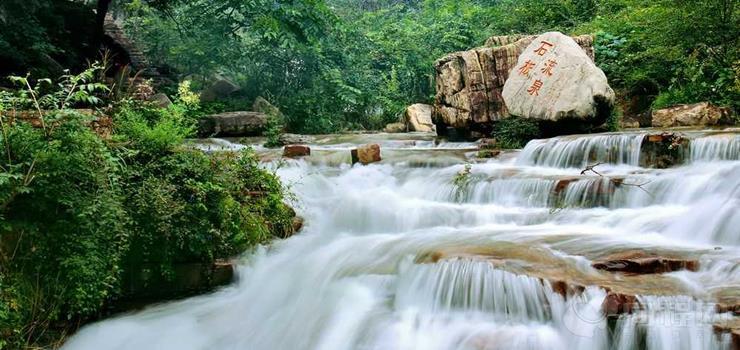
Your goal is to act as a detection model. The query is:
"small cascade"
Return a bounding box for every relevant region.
[613,296,733,350]
[518,134,645,168]
[395,258,557,321]
[691,135,740,162]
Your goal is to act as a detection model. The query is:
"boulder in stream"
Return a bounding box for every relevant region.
[351,143,382,165]
[283,145,311,158]
[502,32,615,125]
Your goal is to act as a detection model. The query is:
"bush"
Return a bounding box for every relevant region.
[0,68,293,348]
[492,117,541,149]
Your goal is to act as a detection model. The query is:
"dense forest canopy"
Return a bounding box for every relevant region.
[1,0,738,133]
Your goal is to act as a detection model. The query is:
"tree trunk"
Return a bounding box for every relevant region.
[92,0,113,57]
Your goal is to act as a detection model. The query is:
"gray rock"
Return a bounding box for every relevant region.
[199,111,268,137]
[252,96,282,118]
[502,32,615,123]
[405,104,435,132]
[148,93,172,108]
[200,78,240,102]
[278,133,315,145]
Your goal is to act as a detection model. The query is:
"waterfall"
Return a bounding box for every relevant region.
[613,296,733,350]
[690,135,740,162]
[518,133,646,168]
[62,130,740,350]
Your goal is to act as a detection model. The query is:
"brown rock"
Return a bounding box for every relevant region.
[602,291,639,317]
[292,216,304,233]
[283,145,311,158]
[652,102,732,127]
[592,250,698,274]
[351,144,382,165]
[384,122,407,133]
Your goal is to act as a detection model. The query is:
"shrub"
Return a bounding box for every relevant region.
[492,117,541,149]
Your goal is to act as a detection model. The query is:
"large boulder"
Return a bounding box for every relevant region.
[405,104,435,132]
[200,78,240,102]
[652,102,732,127]
[434,34,595,136]
[198,111,268,136]
[502,32,615,124]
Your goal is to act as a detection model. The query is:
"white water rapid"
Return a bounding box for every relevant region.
[64,130,740,350]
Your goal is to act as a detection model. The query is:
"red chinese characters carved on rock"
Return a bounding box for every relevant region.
[541,59,557,76]
[518,60,536,76]
[533,41,554,56]
[527,79,544,96]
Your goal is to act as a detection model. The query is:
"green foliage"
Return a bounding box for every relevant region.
[492,117,541,149]
[0,67,292,348]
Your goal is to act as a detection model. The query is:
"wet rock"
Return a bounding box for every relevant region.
[292,216,305,233]
[502,32,615,125]
[351,144,382,165]
[198,111,268,137]
[652,102,732,127]
[283,145,311,158]
[602,291,639,317]
[640,132,689,168]
[148,92,172,108]
[200,77,240,102]
[278,133,315,145]
[477,138,501,158]
[405,104,435,132]
[712,318,740,349]
[592,250,699,274]
[434,34,595,133]
[384,122,407,133]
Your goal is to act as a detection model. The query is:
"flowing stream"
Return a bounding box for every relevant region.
[64,130,739,350]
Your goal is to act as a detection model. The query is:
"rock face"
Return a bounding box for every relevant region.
[502,32,615,123]
[198,111,268,136]
[652,102,732,127]
[405,104,435,132]
[351,144,382,165]
[434,34,595,135]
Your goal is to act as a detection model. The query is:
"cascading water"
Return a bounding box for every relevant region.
[63,130,739,350]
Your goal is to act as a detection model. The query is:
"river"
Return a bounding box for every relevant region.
[63,129,739,350]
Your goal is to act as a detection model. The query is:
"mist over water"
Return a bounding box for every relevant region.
[64,130,739,350]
